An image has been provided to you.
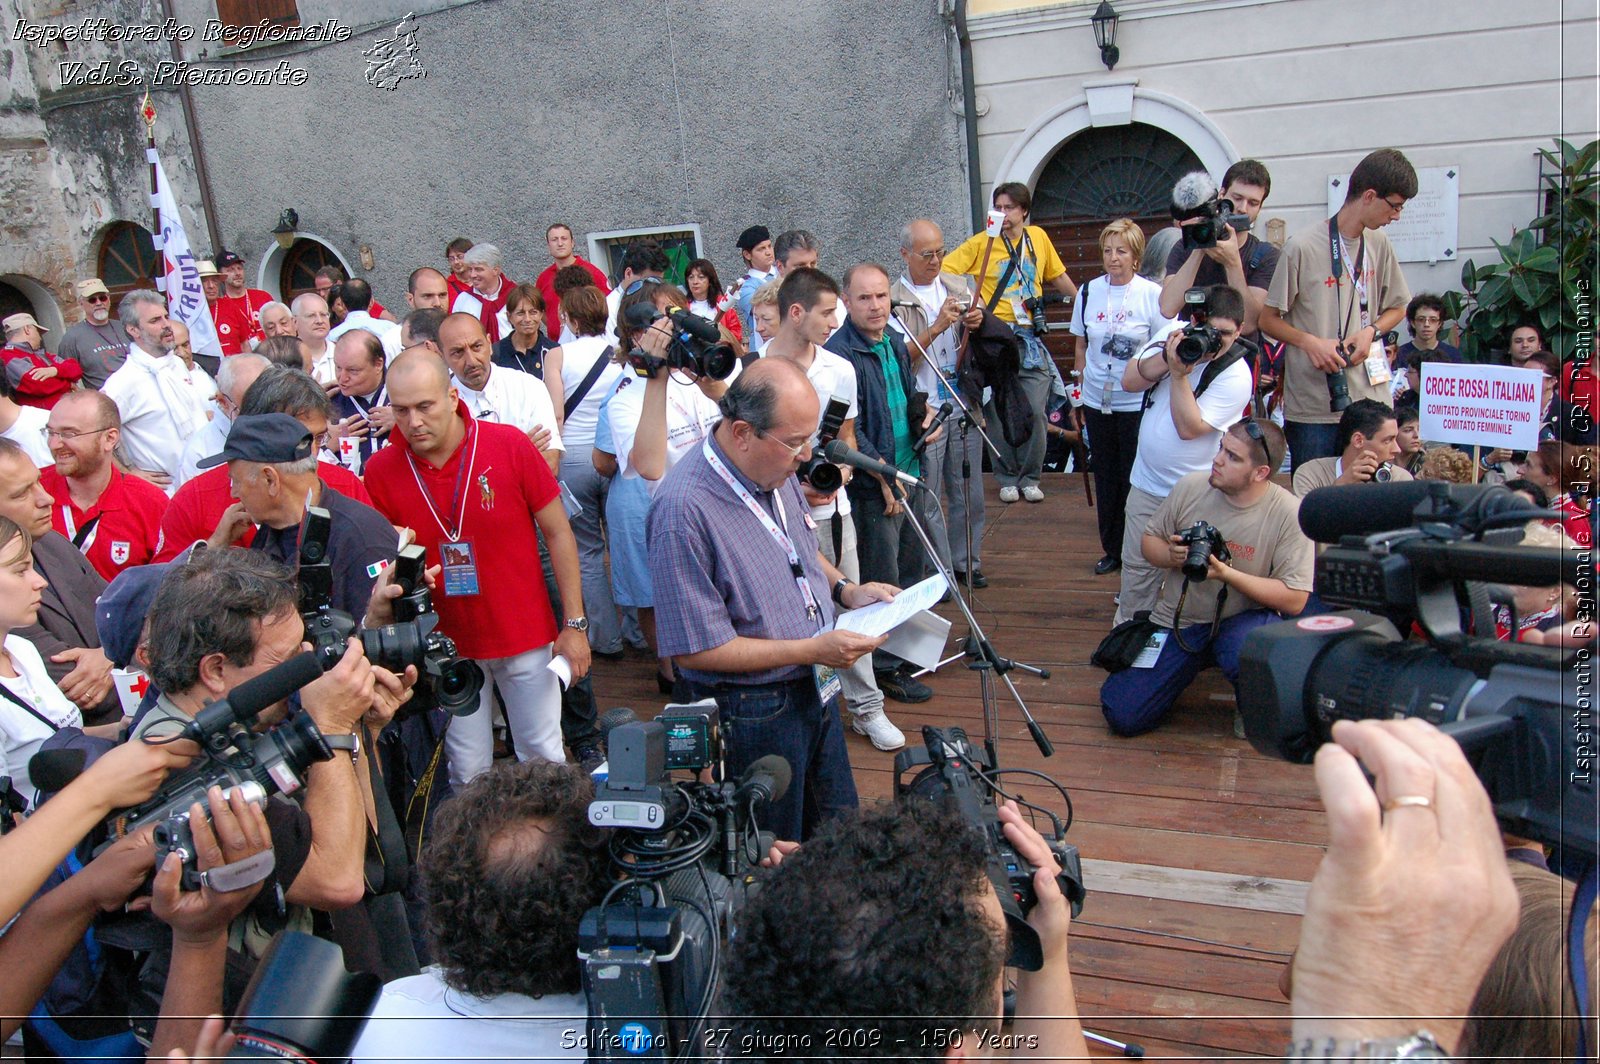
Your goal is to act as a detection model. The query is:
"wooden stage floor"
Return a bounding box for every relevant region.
[590,469,1325,1059]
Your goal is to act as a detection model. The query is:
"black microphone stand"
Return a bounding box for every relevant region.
[888,471,1054,765]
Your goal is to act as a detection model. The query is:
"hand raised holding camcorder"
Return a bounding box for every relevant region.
[152,788,272,945]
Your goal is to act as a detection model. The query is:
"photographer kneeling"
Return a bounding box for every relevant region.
[1100,421,1313,737]
[1290,398,1411,496]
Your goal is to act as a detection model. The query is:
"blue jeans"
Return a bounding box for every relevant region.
[559,457,623,654]
[679,674,858,841]
[1283,420,1340,475]
[1099,609,1283,737]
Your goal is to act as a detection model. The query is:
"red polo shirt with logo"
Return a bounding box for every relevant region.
[154,461,372,562]
[213,289,274,356]
[40,465,169,581]
[363,403,560,660]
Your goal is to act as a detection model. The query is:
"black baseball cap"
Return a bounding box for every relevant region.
[215,249,245,268]
[736,225,771,251]
[197,413,314,468]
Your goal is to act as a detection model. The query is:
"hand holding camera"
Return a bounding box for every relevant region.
[153,788,272,939]
[300,637,378,734]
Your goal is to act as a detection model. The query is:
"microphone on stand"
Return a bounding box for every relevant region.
[914,402,955,453]
[822,439,923,489]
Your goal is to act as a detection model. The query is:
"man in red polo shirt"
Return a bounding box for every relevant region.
[39,391,168,581]
[211,250,275,356]
[535,223,609,337]
[364,350,590,786]
[154,367,370,560]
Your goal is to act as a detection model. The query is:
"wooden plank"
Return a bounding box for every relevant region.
[1082,858,1309,916]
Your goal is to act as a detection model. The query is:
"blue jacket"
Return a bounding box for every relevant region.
[825,316,922,467]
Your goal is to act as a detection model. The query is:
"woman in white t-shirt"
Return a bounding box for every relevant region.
[685,258,726,321]
[1068,218,1176,575]
[555,286,628,656]
[0,517,82,806]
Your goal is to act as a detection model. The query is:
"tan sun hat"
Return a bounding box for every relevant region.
[76,278,110,298]
[3,312,47,335]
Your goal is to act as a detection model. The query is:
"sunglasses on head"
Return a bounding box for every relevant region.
[1241,419,1274,469]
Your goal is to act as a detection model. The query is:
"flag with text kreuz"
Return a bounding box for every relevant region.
[147,147,224,358]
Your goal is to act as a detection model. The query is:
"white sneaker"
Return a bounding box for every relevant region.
[999,485,1020,503]
[1022,485,1045,503]
[852,710,907,751]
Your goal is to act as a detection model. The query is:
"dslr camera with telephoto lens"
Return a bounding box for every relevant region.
[1178,520,1231,581]
[796,396,850,493]
[1175,286,1225,365]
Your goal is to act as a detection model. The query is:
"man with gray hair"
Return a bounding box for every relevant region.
[292,291,336,384]
[174,352,270,486]
[251,300,296,347]
[199,411,396,615]
[100,290,209,492]
[56,278,128,387]
[451,243,515,343]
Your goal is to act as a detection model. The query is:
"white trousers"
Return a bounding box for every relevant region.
[445,643,562,788]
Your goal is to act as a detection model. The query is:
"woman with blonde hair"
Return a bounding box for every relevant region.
[1068,218,1175,575]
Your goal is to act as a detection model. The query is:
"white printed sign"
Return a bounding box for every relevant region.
[1419,363,1542,451]
[1327,165,1459,264]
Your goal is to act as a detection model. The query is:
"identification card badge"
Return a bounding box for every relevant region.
[1130,630,1169,669]
[813,663,843,705]
[1364,342,1391,386]
[1008,297,1027,323]
[441,539,481,597]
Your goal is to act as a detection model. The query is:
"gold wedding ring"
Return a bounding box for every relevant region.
[1382,795,1433,812]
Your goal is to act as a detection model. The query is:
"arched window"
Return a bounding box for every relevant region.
[0,281,34,323]
[280,238,342,303]
[97,222,161,299]
[1032,123,1203,285]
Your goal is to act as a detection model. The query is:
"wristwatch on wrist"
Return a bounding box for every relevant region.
[832,578,852,606]
[1287,1031,1449,1061]
[322,732,360,761]
[565,616,590,633]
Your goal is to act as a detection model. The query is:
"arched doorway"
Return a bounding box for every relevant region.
[0,275,63,336]
[97,221,161,300]
[0,281,33,322]
[277,237,351,303]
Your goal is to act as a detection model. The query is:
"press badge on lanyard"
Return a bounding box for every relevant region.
[407,423,483,597]
[701,440,841,705]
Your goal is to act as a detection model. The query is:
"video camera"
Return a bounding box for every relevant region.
[1238,481,1596,859]
[102,653,333,890]
[1171,171,1252,251]
[297,508,483,717]
[620,304,738,381]
[797,396,850,493]
[580,703,787,1061]
[895,726,1086,971]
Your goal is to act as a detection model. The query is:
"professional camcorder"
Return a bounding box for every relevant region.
[896,726,1086,971]
[580,703,785,1061]
[1238,481,1596,858]
[225,930,381,1063]
[1171,171,1252,251]
[797,396,850,493]
[297,508,483,717]
[621,304,738,381]
[102,653,332,890]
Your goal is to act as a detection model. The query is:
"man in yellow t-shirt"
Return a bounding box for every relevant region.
[942,183,1078,502]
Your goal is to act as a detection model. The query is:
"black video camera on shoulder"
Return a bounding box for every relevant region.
[895,726,1085,971]
[620,304,737,381]
[297,507,483,717]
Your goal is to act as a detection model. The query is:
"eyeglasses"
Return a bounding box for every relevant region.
[913,248,946,262]
[43,427,111,441]
[755,429,810,459]
[1383,196,1407,214]
[85,294,110,304]
[1241,419,1273,469]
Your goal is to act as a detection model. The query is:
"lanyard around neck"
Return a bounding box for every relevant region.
[405,421,479,541]
[701,438,823,627]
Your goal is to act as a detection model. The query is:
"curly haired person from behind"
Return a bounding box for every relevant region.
[724,800,1088,1062]
[350,760,612,1064]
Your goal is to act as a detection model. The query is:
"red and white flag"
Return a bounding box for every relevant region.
[148,147,224,358]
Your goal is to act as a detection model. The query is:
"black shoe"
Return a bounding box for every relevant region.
[954,568,989,589]
[877,666,933,704]
[656,673,676,695]
[573,742,606,773]
[593,647,625,662]
[1094,555,1121,576]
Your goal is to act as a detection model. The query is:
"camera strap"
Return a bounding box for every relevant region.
[703,439,825,630]
[360,721,410,896]
[1171,579,1229,655]
[1326,216,1367,344]
[0,679,69,733]
[563,347,614,420]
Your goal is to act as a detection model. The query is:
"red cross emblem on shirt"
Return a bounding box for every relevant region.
[128,674,150,699]
[1324,275,1341,287]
